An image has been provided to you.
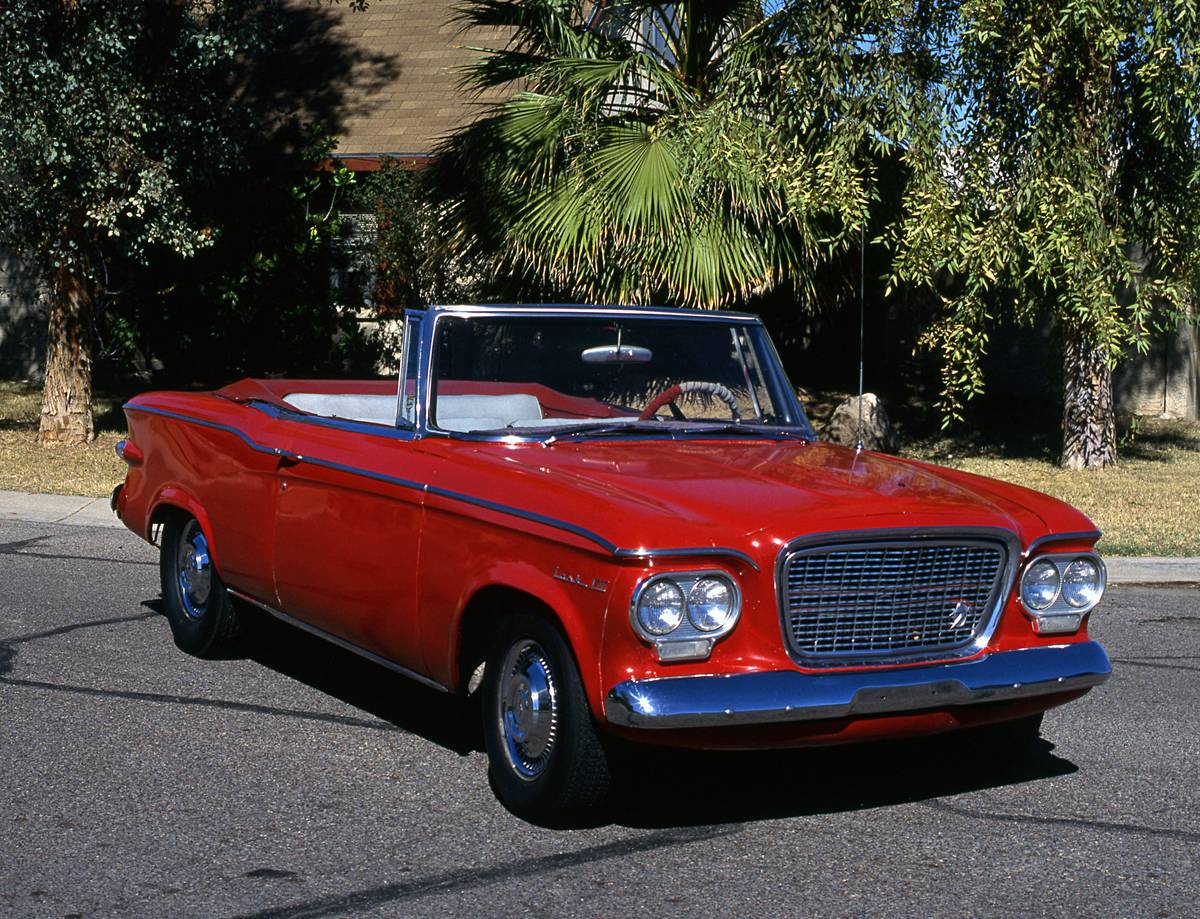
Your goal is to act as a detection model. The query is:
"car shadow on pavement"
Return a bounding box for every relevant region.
[231,606,1079,829]
[601,736,1078,829]
[239,607,484,756]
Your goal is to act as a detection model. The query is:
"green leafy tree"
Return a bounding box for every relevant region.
[354,160,484,311]
[430,0,943,310]
[0,0,273,443]
[109,128,389,384]
[890,0,1200,468]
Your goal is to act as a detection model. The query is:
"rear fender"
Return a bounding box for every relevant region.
[148,485,221,572]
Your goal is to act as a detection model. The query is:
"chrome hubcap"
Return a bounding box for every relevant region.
[497,639,558,780]
[176,521,212,620]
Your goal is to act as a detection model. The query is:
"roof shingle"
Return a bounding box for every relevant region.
[294,0,508,157]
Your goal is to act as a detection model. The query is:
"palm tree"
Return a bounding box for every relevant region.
[430,0,912,309]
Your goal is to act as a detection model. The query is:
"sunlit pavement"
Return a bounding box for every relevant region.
[1,519,1197,918]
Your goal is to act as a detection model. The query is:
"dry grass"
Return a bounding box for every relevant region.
[0,382,127,498]
[906,418,1200,557]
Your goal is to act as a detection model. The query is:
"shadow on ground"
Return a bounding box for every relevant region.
[241,607,482,756]
[601,733,1075,829]
[236,605,1076,829]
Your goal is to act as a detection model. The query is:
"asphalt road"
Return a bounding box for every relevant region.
[1,519,1197,919]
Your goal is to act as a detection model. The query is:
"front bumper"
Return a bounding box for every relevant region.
[604,641,1111,729]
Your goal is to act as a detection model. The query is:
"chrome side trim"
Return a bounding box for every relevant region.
[774,527,1021,669]
[247,399,419,442]
[1025,530,1103,556]
[125,404,615,551]
[124,404,757,569]
[614,546,760,572]
[603,640,1111,729]
[227,589,448,693]
[424,483,620,553]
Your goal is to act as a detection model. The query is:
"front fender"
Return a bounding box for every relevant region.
[430,557,613,713]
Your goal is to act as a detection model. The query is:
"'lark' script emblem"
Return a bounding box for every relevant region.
[553,566,610,594]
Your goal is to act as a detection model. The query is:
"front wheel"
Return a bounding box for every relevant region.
[160,515,242,658]
[482,613,611,823]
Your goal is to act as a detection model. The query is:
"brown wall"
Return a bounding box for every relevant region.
[1115,323,1200,420]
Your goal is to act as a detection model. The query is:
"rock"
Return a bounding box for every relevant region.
[822,393,900,453]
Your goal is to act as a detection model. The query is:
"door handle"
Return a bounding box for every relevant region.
[274,447,303,467]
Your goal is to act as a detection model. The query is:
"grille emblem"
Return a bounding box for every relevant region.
[948,601,972,630]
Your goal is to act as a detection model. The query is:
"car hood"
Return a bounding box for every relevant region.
[437,438,1089,560]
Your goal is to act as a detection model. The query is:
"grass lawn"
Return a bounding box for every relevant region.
[906,418,1200,557]
[0,382,127,498]
[2,380,1197,555]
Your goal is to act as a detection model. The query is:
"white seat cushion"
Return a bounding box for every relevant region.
[435,394,542,428]
[283,393,395,424]
[282,391,544,431]
[438,416,508,433]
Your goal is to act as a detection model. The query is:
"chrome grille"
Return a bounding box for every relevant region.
[781,540,1006,662]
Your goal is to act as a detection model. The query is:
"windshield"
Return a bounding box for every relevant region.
[428,314,812,438]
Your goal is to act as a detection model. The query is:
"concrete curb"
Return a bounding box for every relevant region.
[0,490,1197,584]
[0,489,124,530]
[1102,557,1200,586]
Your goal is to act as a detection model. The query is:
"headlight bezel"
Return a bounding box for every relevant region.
[1021,559,1062,611]
[630,570,742,661]
[1018,551,1106,634]
[634,578,686,636]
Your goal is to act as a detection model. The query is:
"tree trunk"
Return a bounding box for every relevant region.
[38,263,95,445]
[1060,322,1116,469]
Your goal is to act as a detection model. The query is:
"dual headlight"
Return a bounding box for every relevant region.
[632,571,741,661]
[1019,553,1106,634]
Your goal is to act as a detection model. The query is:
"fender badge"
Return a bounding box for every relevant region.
[553,566,610,594]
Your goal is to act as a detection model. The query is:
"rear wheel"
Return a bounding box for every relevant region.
[160,515,241,657]
[482,613,611,823]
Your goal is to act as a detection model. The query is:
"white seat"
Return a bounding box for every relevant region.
[435,394,542,429]
[438,416,508,433]
[282,391,544,431]
[282,393,394,424]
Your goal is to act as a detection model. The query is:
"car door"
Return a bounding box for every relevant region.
[269,312,434,674]
[270,421,438,674]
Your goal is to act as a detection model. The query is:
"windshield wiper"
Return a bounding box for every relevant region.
[659,423,811,442]
[542,421,810,445]
[541,421,656,444]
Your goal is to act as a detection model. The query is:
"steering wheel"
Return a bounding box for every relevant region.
[639,381,742,422]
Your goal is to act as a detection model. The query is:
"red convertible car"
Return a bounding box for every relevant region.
[114,303,1110,820]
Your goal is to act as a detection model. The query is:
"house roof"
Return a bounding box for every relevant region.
[310,0,509,162]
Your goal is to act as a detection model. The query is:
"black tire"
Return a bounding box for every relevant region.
[482,612,611,823]
[159,515,241,658]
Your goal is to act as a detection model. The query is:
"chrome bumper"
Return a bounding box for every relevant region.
[603,641,1111,729]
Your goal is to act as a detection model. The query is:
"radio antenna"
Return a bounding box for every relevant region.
[855,219,865,452]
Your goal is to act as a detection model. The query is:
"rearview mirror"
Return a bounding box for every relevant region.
[581,345,652,364]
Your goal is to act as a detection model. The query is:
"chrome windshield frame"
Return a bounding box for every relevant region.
[413,304,815,443]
